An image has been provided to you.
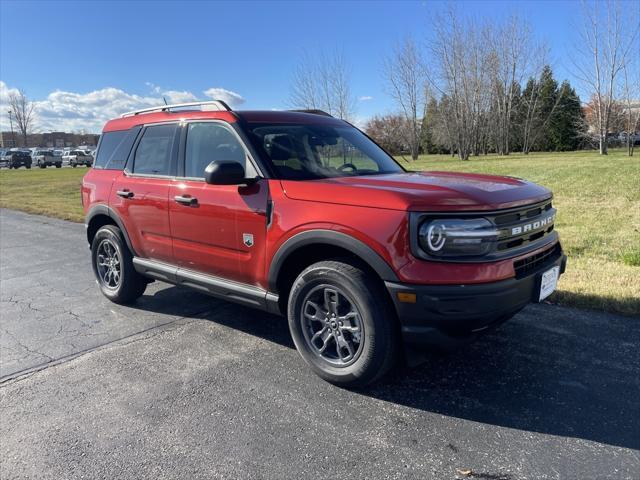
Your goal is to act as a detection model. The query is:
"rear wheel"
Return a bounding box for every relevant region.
[55,163,61,168]
[287,259,398,387]
[91,225,147,304]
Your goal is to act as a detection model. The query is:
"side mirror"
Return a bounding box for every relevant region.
[204,160,246,185]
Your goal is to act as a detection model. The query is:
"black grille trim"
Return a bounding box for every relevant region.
[514,243,561,279]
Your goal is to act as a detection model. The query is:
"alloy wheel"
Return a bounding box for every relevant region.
[301,285,364,367]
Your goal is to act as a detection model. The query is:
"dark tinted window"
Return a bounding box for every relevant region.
[94,128,140,170]
[184,122,255,178]
[132,124,176,175]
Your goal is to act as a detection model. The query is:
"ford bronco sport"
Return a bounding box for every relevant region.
[82,101,567,387]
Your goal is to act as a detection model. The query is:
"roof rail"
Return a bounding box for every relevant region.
[288,109,333,117]
[121,100,232,118]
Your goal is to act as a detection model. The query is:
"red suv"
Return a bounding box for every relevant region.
[82,101,566,386]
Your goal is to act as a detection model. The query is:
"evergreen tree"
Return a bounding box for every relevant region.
[533,66,559,151]
[549,81,585,151]
[420,98,439,154]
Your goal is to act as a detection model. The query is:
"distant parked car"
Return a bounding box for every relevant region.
[0,148,32,169]
[33,149,62,168]
[63,149,93,167]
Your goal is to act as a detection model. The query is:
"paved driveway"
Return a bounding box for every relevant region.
[0,209,638,479]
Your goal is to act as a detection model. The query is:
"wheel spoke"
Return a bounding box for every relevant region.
[311,327,333,353]
[323,288,339,314]
[335,334,355,362]
[304,301,327,321]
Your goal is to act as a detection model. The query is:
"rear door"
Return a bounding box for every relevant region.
[110,123,179,263]
[169,121,269,285]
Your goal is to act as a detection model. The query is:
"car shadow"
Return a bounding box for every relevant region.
[134,286,640,450]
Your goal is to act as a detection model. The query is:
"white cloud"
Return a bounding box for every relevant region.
[358,96,373,102]
[0,81,245,133]
[203,87,245,108]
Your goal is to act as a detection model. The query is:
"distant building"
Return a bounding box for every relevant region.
[0,131,100,148]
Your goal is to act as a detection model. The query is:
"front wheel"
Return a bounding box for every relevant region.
[287,259,398,387]
[91,225,147,304]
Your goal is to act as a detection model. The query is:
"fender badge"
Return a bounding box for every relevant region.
[243,233,254,248]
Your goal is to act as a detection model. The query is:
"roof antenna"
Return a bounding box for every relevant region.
[163,96,168,105]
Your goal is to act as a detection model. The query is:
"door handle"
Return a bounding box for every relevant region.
[116,190,134,199]
[174,195,198,206]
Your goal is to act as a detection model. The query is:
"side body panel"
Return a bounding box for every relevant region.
[109,172,173,263]
[169,179,269,285]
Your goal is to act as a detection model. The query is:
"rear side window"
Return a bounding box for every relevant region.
[132,124,177,176]
[94,127,140,170]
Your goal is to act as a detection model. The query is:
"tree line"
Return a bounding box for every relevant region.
[290,2,639,159]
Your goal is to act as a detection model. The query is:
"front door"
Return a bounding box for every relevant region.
[110,123,179,263]
[169,121,268,285]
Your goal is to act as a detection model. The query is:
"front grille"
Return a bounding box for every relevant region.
[514,243,561,278]
[493,200,555,253]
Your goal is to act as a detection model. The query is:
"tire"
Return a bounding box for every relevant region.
[39,163,46,168]
[71,163,77,168]
[26,165,31,169]
[55,163,61,168]
[287,259,398,387]
[91,225,147,304]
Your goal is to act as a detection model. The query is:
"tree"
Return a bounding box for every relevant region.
[290,50,356,121]
[487,16,536,155]
[621,62,640,156]
[572,0,639,154]
[8,90,35,147]
[518,66,564,154]
[383,36,427,160]
[549,81,585,151]
[364,114,412,156]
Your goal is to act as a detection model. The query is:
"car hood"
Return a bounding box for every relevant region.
[280,171,552,212]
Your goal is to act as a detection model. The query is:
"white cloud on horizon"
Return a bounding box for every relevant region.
[203,87,245,108]
[0,81,245,134]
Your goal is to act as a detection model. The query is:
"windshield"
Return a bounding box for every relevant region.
[245,123,403,180]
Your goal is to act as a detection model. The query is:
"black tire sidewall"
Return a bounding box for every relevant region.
[91,225,145,304]
[288,261,396,387]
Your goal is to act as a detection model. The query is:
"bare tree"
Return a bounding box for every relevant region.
[572,0,639,154]
[8,90,35,147]
[488,16,539,155]
[289,50,356,121]
[621,62,640,156]
[383,36,427,161]
[428,10,492,160]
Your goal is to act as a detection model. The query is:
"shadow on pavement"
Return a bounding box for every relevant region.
[134,285,640,450]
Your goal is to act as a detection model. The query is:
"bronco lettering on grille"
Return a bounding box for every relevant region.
[511,214,555,236]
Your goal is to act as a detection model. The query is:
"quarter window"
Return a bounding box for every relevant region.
[184,122,255,179]
[132,124,176,176]
[94,127,140,170]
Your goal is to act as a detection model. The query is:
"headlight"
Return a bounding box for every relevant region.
[418,218,498,257]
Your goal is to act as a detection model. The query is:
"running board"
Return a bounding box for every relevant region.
[132,257,280,314]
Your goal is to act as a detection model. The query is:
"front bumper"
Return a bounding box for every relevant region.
[386,247,567,348]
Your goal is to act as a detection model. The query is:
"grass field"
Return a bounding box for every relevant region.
[1,150,638,315]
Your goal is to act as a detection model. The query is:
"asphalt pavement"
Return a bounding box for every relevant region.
[0,208,638,479]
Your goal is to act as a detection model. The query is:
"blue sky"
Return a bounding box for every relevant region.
[0,0,592,132]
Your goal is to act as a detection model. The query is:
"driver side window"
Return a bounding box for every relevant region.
[184,122,255,179]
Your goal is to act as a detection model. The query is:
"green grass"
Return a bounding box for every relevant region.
[399,149,640,316]
[1,149,638,316]
[0,167,86,222]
